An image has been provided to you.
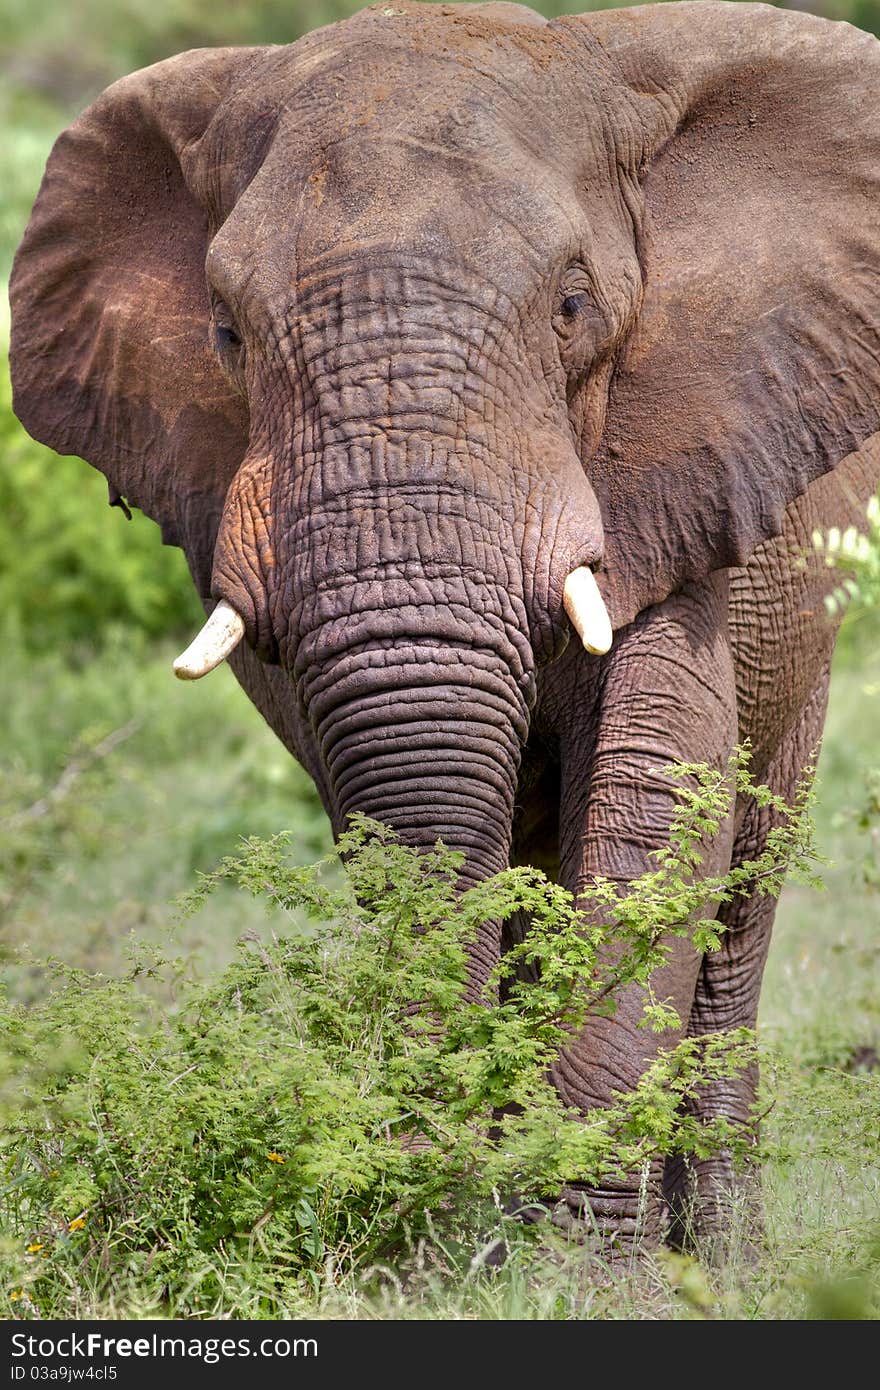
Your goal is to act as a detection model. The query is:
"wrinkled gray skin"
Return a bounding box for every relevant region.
[10,1,880,1250]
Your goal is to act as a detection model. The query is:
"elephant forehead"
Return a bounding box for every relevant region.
[194,8,629,232]
[232,137,589,274]
[203,108,639,323]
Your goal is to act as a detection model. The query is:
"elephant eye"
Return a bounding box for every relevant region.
[215,322,242,351]
[561,292,590,320]
[211,296,244,359]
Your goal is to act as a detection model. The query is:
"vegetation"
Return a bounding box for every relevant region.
[0,368,203,653]
[0,735,877,1317]
[814,496,880,617]
[1,0,879,1322]
[0,769,840,1319]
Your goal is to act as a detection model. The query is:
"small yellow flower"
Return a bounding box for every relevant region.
[68,1215,87,1232]
[266,1152,286,1164]
[26,1243,43,1254]
[9,1290,23,1302]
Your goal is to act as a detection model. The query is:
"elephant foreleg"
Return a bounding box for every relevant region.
[663,665,832,1252]
[552,572,739,1250]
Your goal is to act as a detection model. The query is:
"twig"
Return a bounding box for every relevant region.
[6,718,143,827]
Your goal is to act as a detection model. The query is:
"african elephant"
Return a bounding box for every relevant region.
[10,1,880,1250]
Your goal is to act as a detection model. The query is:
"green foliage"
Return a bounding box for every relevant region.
[571,757,821,1027]
[812,497,880,887]
[812,495,880,617]
[0,359,203,652]
[0,753,818,1317]
[0,97,59,282]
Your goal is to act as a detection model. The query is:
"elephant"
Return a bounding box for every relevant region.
[9,0,880,1251]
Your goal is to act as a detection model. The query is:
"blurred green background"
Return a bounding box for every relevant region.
[1,0,878,1316]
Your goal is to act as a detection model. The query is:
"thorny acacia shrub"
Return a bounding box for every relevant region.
[0,752,817,1316]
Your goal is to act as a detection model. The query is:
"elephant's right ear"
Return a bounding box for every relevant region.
[9,47,268,571]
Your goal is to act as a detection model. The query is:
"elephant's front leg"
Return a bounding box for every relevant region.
[552,572,738,1249]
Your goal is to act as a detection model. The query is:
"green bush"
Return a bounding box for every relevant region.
[813,496,880,617]
[0,360,202,652]
[0,754,819,1318]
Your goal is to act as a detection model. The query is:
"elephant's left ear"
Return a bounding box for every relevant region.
[558,3,880,628]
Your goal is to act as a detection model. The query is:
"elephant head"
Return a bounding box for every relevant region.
[11,1,880,904]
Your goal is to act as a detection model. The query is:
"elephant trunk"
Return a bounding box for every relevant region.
[296,604,528,994]
[312,666,523,866]
[293,581,530,874]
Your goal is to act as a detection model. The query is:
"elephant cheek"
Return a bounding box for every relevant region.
[207,449,279,663]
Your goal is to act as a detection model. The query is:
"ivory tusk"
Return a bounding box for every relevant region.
[562,567,613,656]
[173,600,246,680]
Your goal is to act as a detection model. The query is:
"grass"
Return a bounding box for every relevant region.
[762,633,880,1070]
[0,633,330,994]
